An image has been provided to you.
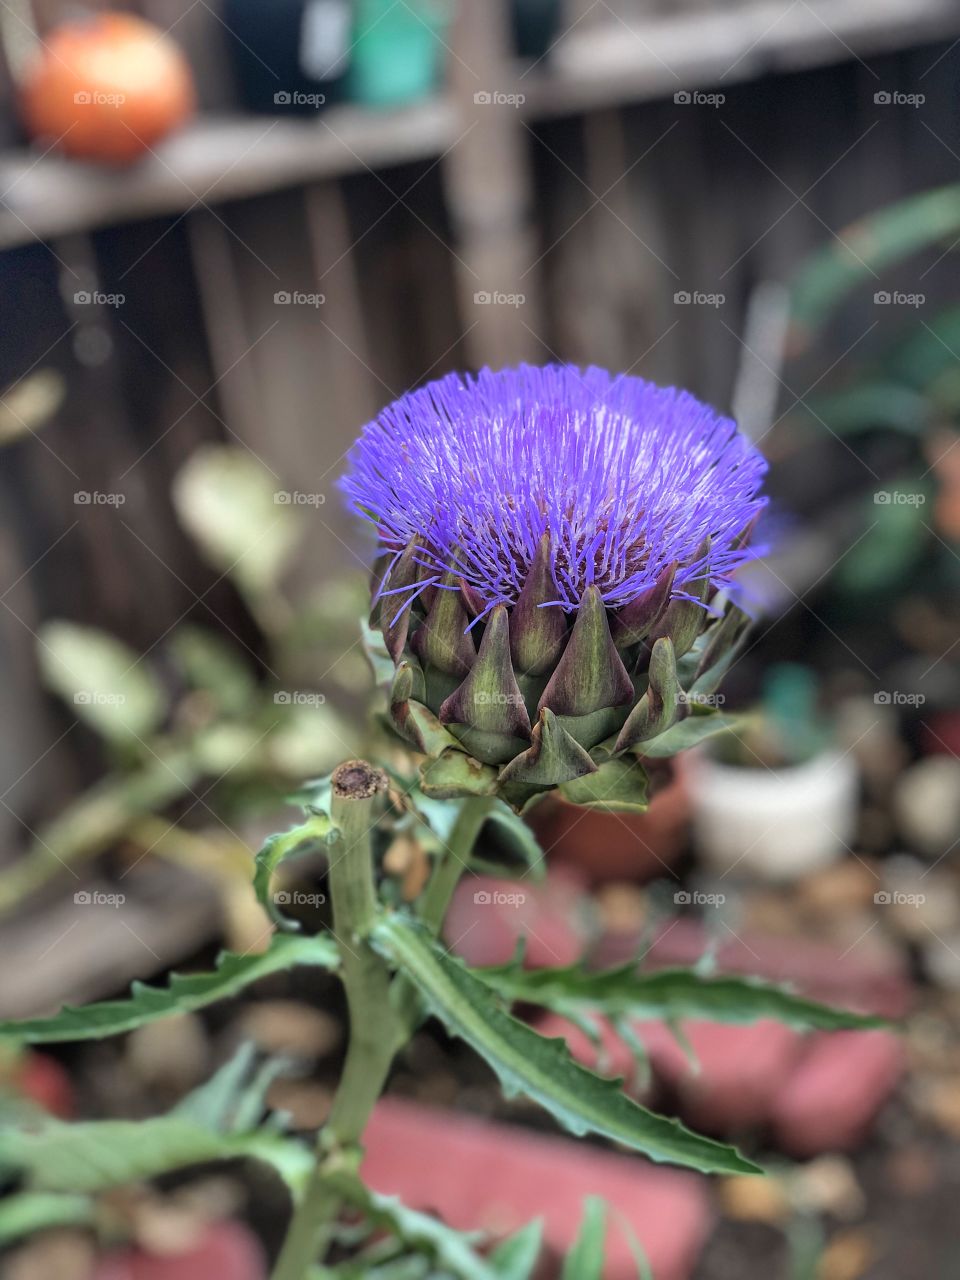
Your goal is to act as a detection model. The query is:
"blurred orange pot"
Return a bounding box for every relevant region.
[529,765,690,883]
[20,14,195,164]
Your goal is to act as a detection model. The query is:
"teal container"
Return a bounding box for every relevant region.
[348,0,449,107]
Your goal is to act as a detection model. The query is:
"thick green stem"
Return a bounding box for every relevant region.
[271,759,393,1280]
[392,794,494,1043]
[419,796,494,931]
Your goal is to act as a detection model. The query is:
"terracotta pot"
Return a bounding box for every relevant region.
[528,766,690,883]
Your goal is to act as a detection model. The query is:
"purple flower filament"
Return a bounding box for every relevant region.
[341,364,767,620]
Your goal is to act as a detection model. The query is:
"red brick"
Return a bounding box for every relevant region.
[442,868,591,969]
[361,1097,711,1280]
[93,1222,266,1280]
[771,1029,905,1156]
[597,919,911,1018]
[535,1013,802,1133]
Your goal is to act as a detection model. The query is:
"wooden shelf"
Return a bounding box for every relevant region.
[0,96,458,250]
[0,0,957,250]
[520,0,960,119]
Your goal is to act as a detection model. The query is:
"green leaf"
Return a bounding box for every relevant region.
[419,750,499,800]
[790,183,960,336]
[333,1176,498,1280]
[37,622,166,743]
[561,1198,606,1280]
[833,479,932,594]
[0,1193,94,1246]
[474,962,887,1032]
[254,814,340,931]
[0,933,339,1044]
[489,1219,543,1279]
[371,915,759,1176]
[0,1117,312,1196]
[639,713,745,759]
[172,1042,259,1130]
[172,445,301,599]
[559,757,649,813]
[478,804,545,881]
[362,619,398,687]
[169,625,257,716]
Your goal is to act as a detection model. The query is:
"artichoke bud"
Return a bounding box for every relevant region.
[378,540,423,663]
[649,538,711,658]
[410,571,476,677]
[615,637,679,753]
[439,605,531,765]
[611,560,677,648]
[345,366,769,812]
[510,534,569,676]
[537,584,634,751]
[498,707,597,787]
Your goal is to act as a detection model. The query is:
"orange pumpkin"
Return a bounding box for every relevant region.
[19,13,196,165]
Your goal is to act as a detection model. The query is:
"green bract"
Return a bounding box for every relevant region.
[373,538,752,812]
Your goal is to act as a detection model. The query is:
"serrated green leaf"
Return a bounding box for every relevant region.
[475,962,887,1032]
[0,1192,94,1246]
[0,1117,312,1196]
[254,815,340,931]
[639,713,745,759]
[489,1219,543,1279]
[371,915,759,1176]
[561,1198,605,1280]
[172,1042,258,1130]
[37,622,166,743]
[333,1177,498,1280]
[0,933,339,1044]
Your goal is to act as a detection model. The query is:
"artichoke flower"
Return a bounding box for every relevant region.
[342,365,767,812]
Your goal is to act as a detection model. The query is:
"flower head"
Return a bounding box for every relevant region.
[342,364,767,617]
[342,364,768,812]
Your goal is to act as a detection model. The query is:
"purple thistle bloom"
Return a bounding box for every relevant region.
[341,364,767,618]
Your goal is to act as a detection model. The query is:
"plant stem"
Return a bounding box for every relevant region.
[271,759,393,1280]
[420,796,494,932]
[391,794,494,1044]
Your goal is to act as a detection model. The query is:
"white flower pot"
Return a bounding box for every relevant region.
[686,748,859,881]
